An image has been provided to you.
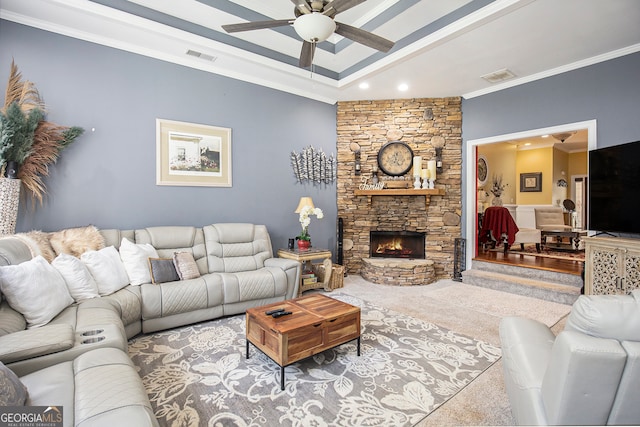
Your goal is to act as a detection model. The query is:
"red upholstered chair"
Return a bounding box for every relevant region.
[479,206,519,253]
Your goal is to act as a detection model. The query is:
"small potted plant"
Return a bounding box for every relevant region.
[296,205,323,250]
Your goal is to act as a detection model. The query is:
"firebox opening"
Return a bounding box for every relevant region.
[370,231,426,259]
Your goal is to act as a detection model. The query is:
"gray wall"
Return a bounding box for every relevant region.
[462,52,640,147]
[461,51,640,234]
[0,21,338,252]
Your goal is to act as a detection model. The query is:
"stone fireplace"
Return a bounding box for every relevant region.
[370,231,425,259]
[336,97,462,285]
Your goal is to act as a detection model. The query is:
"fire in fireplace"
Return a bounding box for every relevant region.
[370,231,426,259]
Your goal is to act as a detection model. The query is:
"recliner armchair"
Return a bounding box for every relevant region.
[499,290,640,425]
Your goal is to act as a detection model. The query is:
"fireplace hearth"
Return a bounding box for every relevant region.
[370,231,426,259]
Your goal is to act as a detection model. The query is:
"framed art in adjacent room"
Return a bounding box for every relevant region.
[520,172,542,192]
[156,119,232,187]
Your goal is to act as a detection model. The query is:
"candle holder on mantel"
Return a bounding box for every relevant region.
[413,175,421,189]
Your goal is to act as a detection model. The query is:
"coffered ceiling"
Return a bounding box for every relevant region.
[1,0,639,104]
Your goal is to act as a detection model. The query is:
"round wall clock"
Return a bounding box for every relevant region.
[477,155,488,186]
[377,141,414,176]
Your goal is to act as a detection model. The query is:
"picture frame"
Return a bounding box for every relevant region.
[156,119,232,187]
[520,172,542,192]
[477,155,488,186]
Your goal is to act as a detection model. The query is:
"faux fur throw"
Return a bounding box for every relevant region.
[49,225,105,258]
[13,231,56,262]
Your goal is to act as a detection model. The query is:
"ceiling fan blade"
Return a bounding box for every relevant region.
[324,0,367,15]
[290,0,311,14]
[334,22,394,52]
[299,41,316,68]
[222,19,293,33]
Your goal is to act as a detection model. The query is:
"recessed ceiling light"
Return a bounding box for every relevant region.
[359,82,369,89]
[524,142,532,146]
[398,83,409,91]
[541,134,550,138]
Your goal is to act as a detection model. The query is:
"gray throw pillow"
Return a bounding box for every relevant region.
[0,361,28,405]
[148,258,180,284]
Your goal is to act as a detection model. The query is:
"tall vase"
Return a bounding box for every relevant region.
[0,178,21,236]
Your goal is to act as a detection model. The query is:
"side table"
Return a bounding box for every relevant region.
[277,248,332,296]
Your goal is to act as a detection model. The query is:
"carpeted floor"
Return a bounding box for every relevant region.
[334,276,572,426]
[129,276,572,426]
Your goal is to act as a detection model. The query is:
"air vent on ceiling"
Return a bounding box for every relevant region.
[481,68,516,83]
[186,49,217,62]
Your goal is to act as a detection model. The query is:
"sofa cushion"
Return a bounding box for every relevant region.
[0,301,27,336]
[119,238,158,285]
[81,246,130,296]
[0,256,74,328]
[204,224,273,273]
[173,252,201,280]
[52,253,100,302]
[148,258,180,284]
[0,360,28,405]
[565,290,640,342]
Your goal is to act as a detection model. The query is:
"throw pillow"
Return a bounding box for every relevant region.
[80,246,130,296]
[173,252,201,280]
[148,258,180,284]
[0,361,28,406]
[0,256,74,328]
[52,253,100,302]
[119,238,158,285]
[49,225,105,257]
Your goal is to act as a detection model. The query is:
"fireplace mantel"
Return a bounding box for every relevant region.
[354,188,445,209]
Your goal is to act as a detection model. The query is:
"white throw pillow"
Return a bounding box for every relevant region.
[119,238,158,285]
[52,253,100,302]
[81,246,130,296]
[0,256,74,328]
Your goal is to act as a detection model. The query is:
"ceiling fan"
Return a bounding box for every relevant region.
[222,0,395,68]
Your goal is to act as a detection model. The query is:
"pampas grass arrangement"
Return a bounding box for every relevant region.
[0,60,84,205]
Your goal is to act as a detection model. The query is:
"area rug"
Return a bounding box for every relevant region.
[128,294,501,427]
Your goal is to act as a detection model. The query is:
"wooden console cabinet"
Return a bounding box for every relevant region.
[584,236,640,295]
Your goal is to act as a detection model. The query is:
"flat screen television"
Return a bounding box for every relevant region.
[589,140,640,235]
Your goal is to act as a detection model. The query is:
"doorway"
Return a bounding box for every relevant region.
[465,120,597,271]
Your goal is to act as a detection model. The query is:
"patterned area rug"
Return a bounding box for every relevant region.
[128,294,501,426]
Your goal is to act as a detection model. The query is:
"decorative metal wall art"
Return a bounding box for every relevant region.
[290,145,337,184]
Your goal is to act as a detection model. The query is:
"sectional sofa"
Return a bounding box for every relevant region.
[0,223,301,427]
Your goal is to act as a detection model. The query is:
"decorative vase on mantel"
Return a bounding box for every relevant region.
[297,239,311,251]
[491,195,503,206]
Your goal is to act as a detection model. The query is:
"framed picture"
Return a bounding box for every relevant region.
[520,172,542,192]
[156,119,232,187]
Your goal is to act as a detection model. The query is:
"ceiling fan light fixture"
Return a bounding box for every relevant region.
[293,12,336,43]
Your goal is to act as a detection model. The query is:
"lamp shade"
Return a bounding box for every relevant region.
[293,13,336,43]
[295,197,315,213]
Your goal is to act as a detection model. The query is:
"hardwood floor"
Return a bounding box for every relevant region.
[473,247,584,276]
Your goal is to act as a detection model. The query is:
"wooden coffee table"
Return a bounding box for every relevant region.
[245,294,361,390]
